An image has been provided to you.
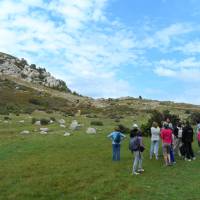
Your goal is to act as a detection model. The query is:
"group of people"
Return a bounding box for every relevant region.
[107,118,200,175]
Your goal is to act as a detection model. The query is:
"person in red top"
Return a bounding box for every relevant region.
[160,122,173,166]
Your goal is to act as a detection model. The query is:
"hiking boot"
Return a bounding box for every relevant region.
[132,172,140,175]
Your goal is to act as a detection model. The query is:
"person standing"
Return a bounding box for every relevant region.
[173,122,183,156]
[197,128,200,153]
[150,122,160,160]
[129,124,145,175]
[160,122,173,166]
[182,121,196,161]
[107,127,126,161]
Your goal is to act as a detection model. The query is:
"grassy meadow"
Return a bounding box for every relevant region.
[0,112,200,200]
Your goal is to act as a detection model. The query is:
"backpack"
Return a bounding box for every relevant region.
[129,137,140,152]
[114,132,121,143]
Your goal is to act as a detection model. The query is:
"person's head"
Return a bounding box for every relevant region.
[132,124,138,130]
[177,122,182,127]
[114,126,120,132]
[152,122,158,128]
[163,122,169,129]
[186,121,190,126]
[198,128,200,132]
[166,118,170,123]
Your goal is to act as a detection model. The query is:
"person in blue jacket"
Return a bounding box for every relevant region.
[107,127,126,161]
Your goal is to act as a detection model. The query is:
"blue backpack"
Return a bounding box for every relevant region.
[114,132,121,143]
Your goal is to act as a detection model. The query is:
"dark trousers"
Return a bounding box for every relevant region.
[184,142,194,159]
[112,144,120,161]
[170,145,175,162]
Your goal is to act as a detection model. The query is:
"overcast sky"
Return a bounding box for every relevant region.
[1,0,200,104]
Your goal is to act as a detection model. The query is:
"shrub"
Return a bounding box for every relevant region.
[141,110,180,136]
[115,119,120,123]
[117,124,130,134]
[29,98,41,105]
[4,116,11,120]
[50,117,56,121]
[90,121,103,126]
[40,118,50,125]
[188,112,200,125]
[32,118,37,124]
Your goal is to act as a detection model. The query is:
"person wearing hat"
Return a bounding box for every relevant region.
[129,124,145,175]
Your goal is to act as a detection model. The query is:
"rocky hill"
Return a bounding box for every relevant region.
[0,52,70,92]
[1,52,200,120]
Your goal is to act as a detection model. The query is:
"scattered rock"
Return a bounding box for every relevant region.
[64,132,71,136]
[40,128,49,132]
[69,120,80,130]
[58,119,65,124]
[60,124,66,128]
[4,121,8,123]
[40,131,48,135]
[35,121,41,125]
[19,120,25,123]
[86,127,97,134]
[20,130,30,134]
[49,120,54,124]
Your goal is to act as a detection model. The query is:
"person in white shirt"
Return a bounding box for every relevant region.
[150,122,160,160]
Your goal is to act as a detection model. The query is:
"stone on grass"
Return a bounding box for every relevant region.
[19,120,25,123]
[40,127,49,132]
[40,131,48,135]
[58,119,65,124]
[20,130,30,134]
[35,121,41,125]
[86,127,96,134]
[64,132,71,136]
[60,124,66,128]
[69,120,80,130]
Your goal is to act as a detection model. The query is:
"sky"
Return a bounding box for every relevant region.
[1,0,200,104]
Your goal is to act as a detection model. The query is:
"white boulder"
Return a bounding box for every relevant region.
[58,119,65,124]
[40,131,48,135]
[64,132,71,136]
[60,124,66,128]
[35,121,41,125]
[69,120,80,130]
[86,127,97,134]
[20,130,30,134]
[40,127,49,132]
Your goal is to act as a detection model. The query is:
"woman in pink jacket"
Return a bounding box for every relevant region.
[160,122,173,166]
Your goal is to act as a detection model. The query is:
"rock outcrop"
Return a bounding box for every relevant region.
[0,52,71,92]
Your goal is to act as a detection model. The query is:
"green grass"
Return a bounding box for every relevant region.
[0,114,200,200]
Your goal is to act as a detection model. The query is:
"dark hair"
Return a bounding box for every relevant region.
[130,128,141,138]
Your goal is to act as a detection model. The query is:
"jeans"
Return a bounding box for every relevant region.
[133,151,142,173]
[112,144,120,161]
[170,145,175,162]
[150,140,159,158]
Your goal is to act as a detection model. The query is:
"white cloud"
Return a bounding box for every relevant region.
[0,0,140,97]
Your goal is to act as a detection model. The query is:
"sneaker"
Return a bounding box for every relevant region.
[138,169,144,172]
[192,157,196,160]
[133,172,140,175]
[187,159,191,162]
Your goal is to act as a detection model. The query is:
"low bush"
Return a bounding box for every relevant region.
[117,124,130,134]
[90,121,103,126]
[40,118,50,125]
